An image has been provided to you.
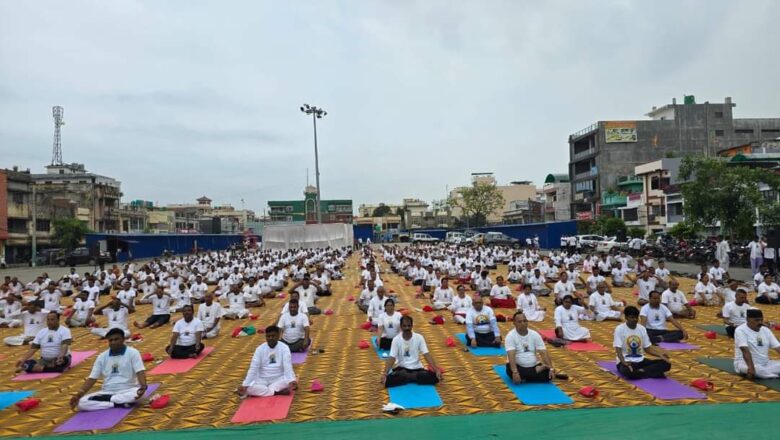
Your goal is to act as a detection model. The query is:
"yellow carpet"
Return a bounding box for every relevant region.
[1,253,778,436]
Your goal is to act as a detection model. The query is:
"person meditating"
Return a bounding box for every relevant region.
[165,305,205,359]
[70,328,148,411]
[278,299,311,353]
[554,295,591,342]
[465,296,502,348]
[734,309,780,379]
[15,311,72,373]
[380,315,442,388]
[505,312,559,383]
[639,291,688,343]
[238,325,297,397]
[613,306,672,379]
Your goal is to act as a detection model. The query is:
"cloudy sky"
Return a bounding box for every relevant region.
[1,0,778,214]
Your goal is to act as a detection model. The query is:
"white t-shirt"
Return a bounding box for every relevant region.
[661,289,687,311]
[505,329,546,368]
[33,326,72,359]
[637,278,658,301]
[721,301,752,327]
[41,290,63,312]
[640,304,673,330]
[554,281,575,299]
[73,298,95,320]
[173,318,205,346]
[227,292,247,311]
[88,346,145,393]
[197,302,223,329]
[116,289,136,307]
[295,285,318,309]
[379,311,402,339]
[433,287,454,304]
[242,342,295,385]
[22,311,45,338]
[450,295,472,313]
[278,312,310,343]
[612,268,628,283]
[554,304,585,331]
[103,307,130,331]
[490,285,511,299]
[734,324,780,366]
[613,323,652,363]
[694,281,717,300]
[708,267,726,282]
[589,291,618,314]
[150,294,172,315]
[389,332,429,370]
[757,282,780,300]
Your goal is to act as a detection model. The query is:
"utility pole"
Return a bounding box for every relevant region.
[31,185,37,267]
[300,104,327,224]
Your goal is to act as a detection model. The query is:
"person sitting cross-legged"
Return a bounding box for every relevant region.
[465,296,502,348]
[505,311,561,383]
[380,315,442,388]
[734,308,780,379]
[165,305,205,359]
[70,328,148,411]
[640,290,687,343]
[15,311,72,373]
[238,325,297,397]
[278,299,310,353]
[722,288,754,338]
[613,306,672,379]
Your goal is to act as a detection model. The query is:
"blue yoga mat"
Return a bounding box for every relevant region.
[371,336,391,360]
[0,391,34,411]
[387,383,442,409]
[492,365,573,405]
[456,333,506,356]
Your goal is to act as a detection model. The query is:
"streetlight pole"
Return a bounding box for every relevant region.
[300,104,327,224]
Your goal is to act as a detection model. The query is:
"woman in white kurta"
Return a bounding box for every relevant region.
[554,296,591,341]
[516,286,545,322]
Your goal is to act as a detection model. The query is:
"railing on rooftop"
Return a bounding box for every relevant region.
[570,123,598,139]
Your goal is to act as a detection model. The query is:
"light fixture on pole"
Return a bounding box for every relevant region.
[300,103,327,224]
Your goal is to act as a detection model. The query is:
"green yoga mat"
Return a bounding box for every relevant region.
[697,357,780,391]
[695,325,728,336]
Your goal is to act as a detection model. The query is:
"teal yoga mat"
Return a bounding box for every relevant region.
[455,333,506,356]
[386,383,442,409]
[492,365,573,405]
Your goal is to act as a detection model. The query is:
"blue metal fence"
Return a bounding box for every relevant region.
[86,233,244,262]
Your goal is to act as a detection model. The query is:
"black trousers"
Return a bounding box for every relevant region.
[169,344,204,359]
[505,363,551,383]
[466,332,500,348]
[385,367,439,388]
[412,279,423,286]
[617,359,671,379]
[23,354,72,373]
[646,329,684,343]
[755,296,780,304]
[726,325,736,338]
[282,338,308,352]
[379,337,393,350]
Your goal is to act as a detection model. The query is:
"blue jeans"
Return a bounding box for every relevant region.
[751,257,763,275]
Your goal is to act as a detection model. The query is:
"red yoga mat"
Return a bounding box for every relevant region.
[149,346,215,375]
[538,330,608,352]
[231,393,294,423]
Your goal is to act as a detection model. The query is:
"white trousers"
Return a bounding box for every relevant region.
[204,326,220,339]
[78,387,140,411]
[735,360,780,379]
[520,309,545,322]
[90,327,131,338]
[433,301,451,310]
[3,334,31,346]
[0,318,22,328]
[246,376,290,397]
[225,309,248,319]
[594,310,622,321]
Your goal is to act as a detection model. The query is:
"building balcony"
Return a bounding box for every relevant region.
[601,192,627,207]
[617,176,643,187]
[573,148,596,161]
[574,171,597,181]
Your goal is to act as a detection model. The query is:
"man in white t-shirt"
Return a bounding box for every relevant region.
[611,262,633,288]
[722,288,753,338]
[613,306,672,379]
[66,291,96,328]
[238,325,297,397]
[381,315,441,388]
[465,297,502,348]
[756,275,780,305]
[489,276,515,309]
[197,292,223,339]
[291,275,320,315]
[278,299,310,352]
[0,294,22,328]
[91,297,133,338]
[734,309,780,379]
[747,236,764,276]
[134,288,172,329]
[165,305,205,359]
[640,291,687,343]
[71,328,148,411]
[636,270,659,306]
[505,312,559,383]
[589,282,622,321]
[660,279,695,319]
[15,311,72,373]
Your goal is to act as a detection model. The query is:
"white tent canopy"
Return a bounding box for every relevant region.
[262,223,354,250]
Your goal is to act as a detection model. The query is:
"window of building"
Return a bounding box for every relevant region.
[667,203,684,216]
[36,219,50,232]
[8,218,27,233]
[735,129,754,134]
[336,204,351,212]
[762,129,780,135]
[714,111,723,118]
[574,180,594,193]
[622,208,638,222]
[286,216,293,222]
[714,130,724,136]
[285,205,293,213]
[11,191,24,204]
[651,176,660,190]
[327,204,335,212]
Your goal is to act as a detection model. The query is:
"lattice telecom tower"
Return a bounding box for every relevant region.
[51,105,65,165]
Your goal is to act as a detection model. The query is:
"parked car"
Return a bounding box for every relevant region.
[465,233,485,245]
[483,231,521,248]
[446,232,465,244]
[576,234,606,249]
[56,247,110,267]
[595,237,627,254]
[36,248,63,266]
[411,233,439,243]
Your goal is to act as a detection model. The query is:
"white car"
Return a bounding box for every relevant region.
[595,237,625,253]
[411,233,439,243]
[446,232,464,244]
[576,234,606,248]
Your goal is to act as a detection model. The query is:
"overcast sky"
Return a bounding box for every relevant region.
[1,0,778,214]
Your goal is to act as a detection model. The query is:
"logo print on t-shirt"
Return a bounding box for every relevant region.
[111,363,119,374]
[269,353,276,364]
[48,335,53,343]
[626,335,643,358]
[757,337,764,347]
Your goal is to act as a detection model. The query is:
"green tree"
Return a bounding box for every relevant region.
[448,182,505,228]
[52,218,90,251]
[598,216,627,237]
[679,156,780,238]
[667,221,700,239]
[372,205,392,217]
[627,227,646,238]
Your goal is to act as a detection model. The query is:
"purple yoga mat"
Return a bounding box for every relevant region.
[658,342,699,350]
[291,350,308,365]
[54,384,160,433]
[597,361,704,400]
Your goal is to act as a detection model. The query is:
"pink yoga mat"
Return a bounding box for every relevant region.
[231,393,294,423]
[658,342,699,350]
[149,346,215,375]
[13,350,97,381]
[597,361,705,400]
[291,350,308,365]
[53,383,160,433]
[538,330,608,352]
